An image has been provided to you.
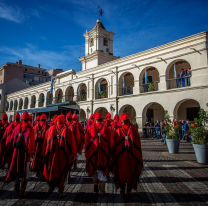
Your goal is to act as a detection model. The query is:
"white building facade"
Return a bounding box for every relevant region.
[4,19,208,130]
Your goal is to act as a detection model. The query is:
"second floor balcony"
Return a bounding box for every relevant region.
[46,95,75,107]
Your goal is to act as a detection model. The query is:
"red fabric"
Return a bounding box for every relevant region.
[5,123,33,183]
[0,121,10,159]
[120,113,130,121]
[103,119,113,129]
[2,113,8,120]
[112,124,143,190]
[114,114,119,121]
[36,115,40,121]
[40,114,47,120]
[72,121,85,154]
[85,123,111,177]
[173,121,179,126]
[94,111,102,119]
[106,112,111,119]
[0,122,19,167]
[72,113,78,120]
[56,115,65,123]
[66,112,72,119]
[14,112,20,119]
[43,125,77,190]
[22,111,29,120]
[31,122,50,173]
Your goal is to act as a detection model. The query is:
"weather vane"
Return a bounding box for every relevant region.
[98,4,104,18]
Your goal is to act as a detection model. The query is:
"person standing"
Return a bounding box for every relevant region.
[162,120,168,145]
[31,114,50,179]
[0,113,10,148]
[103,112,113,129]
[187,68,191,86]
[154,120,161,139]
[43,114,77,198]
[5,111,35,197]
[180,69,186,87]
[112,113,143,196]
[85,111,111,197]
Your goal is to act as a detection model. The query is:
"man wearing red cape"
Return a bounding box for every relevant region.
[43,114,77,198]
[103,112,113,129]
[5,111,35,197]
[31,114,50,179]
[0,113,10,149]
[29,114,34,127]
[49,115,58,127]
[112,113,143,196]
[0,112,20,168]
[35,115,40,125]
[85,114,94,131]
[72,113,85,169]
[85,111,111,197]
[111,114,121,130]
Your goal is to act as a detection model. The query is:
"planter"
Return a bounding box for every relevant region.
[193,144,208,164]
[166,139,180,154]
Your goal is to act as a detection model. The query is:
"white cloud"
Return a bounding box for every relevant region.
[0,2,25,23]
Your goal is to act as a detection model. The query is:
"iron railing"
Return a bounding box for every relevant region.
[30,104,35,108]
[140,81,159,93]
[24,105,28,109]
[95,90,108,99]
[119,86,133,95]
[46,95,75,106]
[166,77,191,89]
[38,102,44,107]
[77,94,87,101]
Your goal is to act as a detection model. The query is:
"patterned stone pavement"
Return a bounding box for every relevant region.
[0,138,208,206]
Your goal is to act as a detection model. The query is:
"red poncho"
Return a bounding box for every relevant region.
[31,122,50,173]
[85,123,111,177]
[103,118,113,130]
[66,121,78,153]
[5,123,33,183]
[112,124,143,190]
[0,121,10,143]
[43,125,77,190]
[0,122,20,167]
[72,121,85,154]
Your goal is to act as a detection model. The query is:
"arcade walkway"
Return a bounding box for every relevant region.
[0,139,208,205]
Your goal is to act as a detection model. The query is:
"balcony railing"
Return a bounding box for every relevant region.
[119,86,133,96]
[95,90,108,99]
[140,81,159,93]
[18,106,22,110]
[14,106,17,110]
[24,105,28,109]
[30,104,35,108]
[166,77,191,89]
[46,95,75,107]
[38,102,44,107]
[9,107,13,111]
[77,94,87,101]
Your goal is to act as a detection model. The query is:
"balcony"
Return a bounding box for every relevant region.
[46,95,75,107]
[9,107,13,111]
[38,102,44,107]
[119,86,133,96]
[140,81,159,93]
[24,105,28,109]
[166,77,191,89]
[30,104,35,108]
[18,106,22,110]
[14,106,17,110]
[95,90,108,99]
[77,94,87,102]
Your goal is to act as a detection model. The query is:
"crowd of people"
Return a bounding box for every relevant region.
[176,68,192,88]
[143,119,193,144]
[0,111,143,198]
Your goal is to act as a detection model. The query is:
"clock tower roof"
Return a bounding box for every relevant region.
[92,19,106,30]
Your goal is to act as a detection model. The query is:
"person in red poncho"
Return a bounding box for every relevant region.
[112,113,143,196]
[29,114,34,127]
[111,114,121,131]
[43,114,77,198]
[103,112,113,129]
[5,110,35,197]
[72,113,85,169]
[0,112,20,168]
[0,113,10,145]
[85,114,94,131]
[85,111,111,197]
[35,115,40,125]
[31,114,50,179]
[49,115,58,127]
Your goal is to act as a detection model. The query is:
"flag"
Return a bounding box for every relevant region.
[98,80,101,93]
[123,76,125,88]
[78,85,81,96]
[50,75,54,94]
[174,63,177,78]
[145,69,148,84]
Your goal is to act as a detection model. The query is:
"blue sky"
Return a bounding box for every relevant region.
[0,0,208,72]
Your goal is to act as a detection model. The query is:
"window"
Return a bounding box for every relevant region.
[25,68,27,71]
[90,38,94,47]
[106,48,109,53]
[103,38,108,46]
[38,71,40,73]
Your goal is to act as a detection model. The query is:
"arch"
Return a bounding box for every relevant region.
[77,83,87,101]
[103,37,108,46]
[119,104,136,122]
[142,102,165,126]
[46,91,53,105]
[166,59,191,89]
[90,38,94,47]
[31,95,36,108]
[94,107,108,119]
[55,88,63,103]
[24,97,29,109]
[14,100,18,110]
[19,98,23,109]
[65,86,74,101]
[38,93,45,107]
[95,78,109,99]
[173,99,200,121]
[9,100,13,110]
[5,101,9,111]
[79,109,86,122]
[139,67,160,93]
[119,72,134,96]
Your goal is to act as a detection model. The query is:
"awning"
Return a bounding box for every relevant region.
[16,106,75,114]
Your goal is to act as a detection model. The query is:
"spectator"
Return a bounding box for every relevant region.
[162,120,168,145]
[181,120,185,140]
[180,69,186,87]
[187,68,191,86]
[154,120,161,139]
[176,74,181,88]
[133,122,138,130]
[183,120,190,142]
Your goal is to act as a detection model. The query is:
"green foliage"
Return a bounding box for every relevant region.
[148,83,155,92]
[164,110,171,123]
[99,91,106,98]
[190,109,208,145]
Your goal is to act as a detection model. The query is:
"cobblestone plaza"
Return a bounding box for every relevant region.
[0,139,207,206]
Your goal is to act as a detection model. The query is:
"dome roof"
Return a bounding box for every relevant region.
[92,19,106,30]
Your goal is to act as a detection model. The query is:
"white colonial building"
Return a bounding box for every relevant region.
[4,19,208,130]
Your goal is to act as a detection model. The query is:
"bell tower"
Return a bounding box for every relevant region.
[79,19,119,71]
